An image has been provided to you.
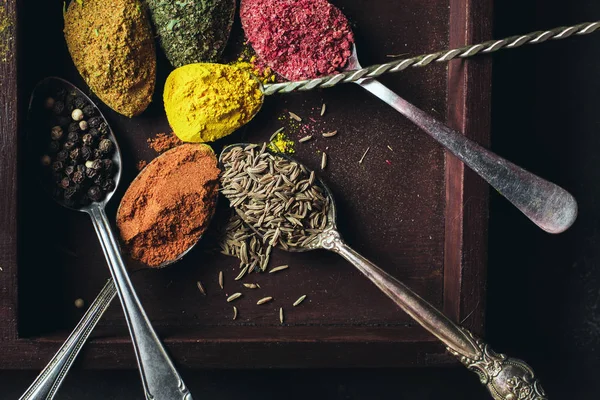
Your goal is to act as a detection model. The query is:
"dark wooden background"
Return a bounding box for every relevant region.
[2,0,600,398]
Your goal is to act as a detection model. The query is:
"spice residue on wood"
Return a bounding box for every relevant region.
[63,0,156,117]
[147,132,182,153]
[117,144,219,267]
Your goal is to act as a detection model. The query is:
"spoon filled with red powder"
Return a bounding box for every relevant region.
[240,0,576,234]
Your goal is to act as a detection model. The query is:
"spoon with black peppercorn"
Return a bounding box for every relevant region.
[22,77,193,400]
[220,143,547,400]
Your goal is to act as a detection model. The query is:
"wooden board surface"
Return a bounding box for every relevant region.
[0,0,492,368]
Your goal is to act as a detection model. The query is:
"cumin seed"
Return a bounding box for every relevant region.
[320,103,327,116]
[299,135,313,143]
[322,131,337,138]
[289,112,302,122]
[219,271,224,289]
[321,152,328,170]
[293,295,307,307]
[233,306,238,320]
[269,265,289,274]
[227,293,242,302]
[359,147,370,164]
[196,281,206,296]
[257,296,273,305]
[280,307,284,324]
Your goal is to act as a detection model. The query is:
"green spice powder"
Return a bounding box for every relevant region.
[147,0,235,67]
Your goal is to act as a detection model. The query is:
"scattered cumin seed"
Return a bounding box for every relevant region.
[293,295,307,307]
[299,135,313,143]
[289,112,302,122]
[280,307,284,324]
[387,145,394,151]
[359,147,370,164]
[234,266,249,281]
[219,271,224,289]
[227,293,242,302]
[269,265,289,274]
[322,131,337,138]
[196,281,206,296]
[269,127,285,142]
[233,306,238,320]
[257,296,273,305]
[320,103,327,116]
[321,152,328,170]
[243,283,259,289]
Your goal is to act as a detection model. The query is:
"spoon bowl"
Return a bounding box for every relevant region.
[28,77,122,211]
[220,141,547,400]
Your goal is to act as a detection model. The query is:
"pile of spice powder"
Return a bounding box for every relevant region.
[147,132,182,153]
[240,0,354,81]
[64,0,156,117]
[164,63,263,143]
[117,144,220,267]
[146,0,235,67]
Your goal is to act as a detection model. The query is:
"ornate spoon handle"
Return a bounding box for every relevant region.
[19,280,117,400]
[320,229,547,400]
[263,21,600,95]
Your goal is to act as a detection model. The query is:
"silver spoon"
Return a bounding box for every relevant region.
[23,77,193,400]
[220,143,547,400]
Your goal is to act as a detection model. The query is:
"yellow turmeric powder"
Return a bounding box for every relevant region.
[164,63,264,143]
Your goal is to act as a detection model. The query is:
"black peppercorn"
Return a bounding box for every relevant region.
[56,150,68,162]
[68,122,80,132]
[93,149,103,159]
[102,159,114,173]
[64,186,78,200]
[82,104,96,118]
[51,126,64,140]
[82,133,93,146]
[87,186,103,202]
[99,139,114,154]
[52,100,65,115]
[98,122,109,136]
[94,175,105,186]
[91,159,103,170]
[102,178,116,192]
[64,165,75,176]
[49,140,60,153]
[51,161,64,173]
[69,148,81,161]
[85,167,98,179]
[63,141,76,151]
[88,116,102,129]
[67,131,80,143]
[73,97,86,110]
[60,177,71,189]
[88,128,100,139]
[72,170,85,184]
[81,145,93,161]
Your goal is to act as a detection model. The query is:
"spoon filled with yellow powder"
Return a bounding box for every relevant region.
[164,63,264,143]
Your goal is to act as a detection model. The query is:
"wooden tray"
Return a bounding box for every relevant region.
[0,0,492,369]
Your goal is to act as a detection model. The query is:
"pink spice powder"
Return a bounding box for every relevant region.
[240,0,355,81]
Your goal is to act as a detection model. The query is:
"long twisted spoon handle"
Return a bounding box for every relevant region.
[263,21,600,95]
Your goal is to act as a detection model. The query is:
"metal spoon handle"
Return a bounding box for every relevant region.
[262,21,600,95]
[319,230,547,400]
[88,205,192,400]
[19,280,117,400]
[357,78,577,233]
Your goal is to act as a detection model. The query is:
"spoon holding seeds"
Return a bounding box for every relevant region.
[24,78,193,400]
[220,143,546,400]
